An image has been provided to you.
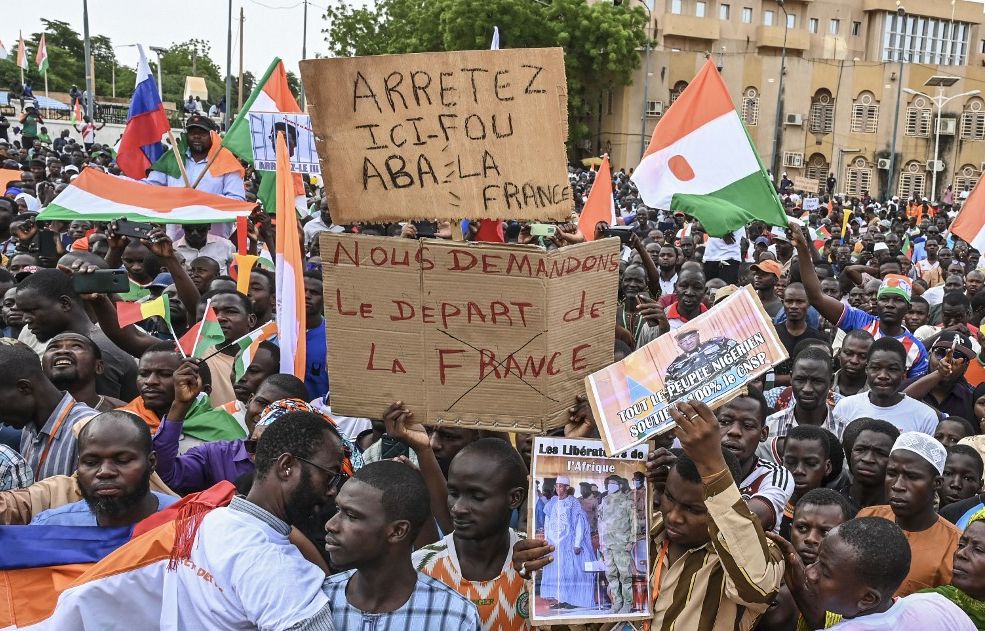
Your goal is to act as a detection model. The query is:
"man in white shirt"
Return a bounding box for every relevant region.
[174,223,235,274]
[303,197,344,251]
[164,409,347,629]
[703,227,745,285]
[833,336,939,435]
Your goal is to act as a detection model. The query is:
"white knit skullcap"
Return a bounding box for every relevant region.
[555,476,571,485]
[891,432,947,475]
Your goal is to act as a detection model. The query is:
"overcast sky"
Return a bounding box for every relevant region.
[5,0,340,81]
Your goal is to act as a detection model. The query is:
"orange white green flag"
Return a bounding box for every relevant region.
[232,321,278,380]
[951,177,985,252]
[274,131,306,377]
[577,154,616,241]
[631,58,787,237]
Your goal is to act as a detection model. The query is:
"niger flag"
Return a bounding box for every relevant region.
[631,59,787,237]
[578,154,616,240]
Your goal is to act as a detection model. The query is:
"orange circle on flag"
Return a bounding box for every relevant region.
[668,155,695,181]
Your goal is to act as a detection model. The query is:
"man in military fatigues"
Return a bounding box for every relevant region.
[598,475,635,614]
[666,329,739,381]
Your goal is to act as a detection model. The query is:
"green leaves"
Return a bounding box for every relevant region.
[320,0,648,147]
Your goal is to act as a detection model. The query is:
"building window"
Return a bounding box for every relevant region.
[720,3,730,19]
[763,10,775,26]
[787,13,796,29]
[809,89,834,135]
[809,18,819,34]
[805,153,829,194]
[696,1,706,17]
[845,157,872,197]
[850,92,880,134]
[740,87,760,127]
[829,19,840,35]
[882,11,971,65]
[742,7,752,23]
[981,39,985,54]
[961,98,985,141]
[955,165,981,194]
[671,0,682,14]
[897,161,926,200]
[852,21,861,36]
[905,96,932,137]
[670,81,689,106]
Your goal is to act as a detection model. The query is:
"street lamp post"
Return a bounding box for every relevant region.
[903,77,980,201]
[150,47,167,102]
[638,0,652,161]
[769,0,789,183]
[887,5,905,200]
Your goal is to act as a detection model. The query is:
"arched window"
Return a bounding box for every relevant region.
[844,157,872,196]
[850,91,879,134]
[809,89,834,135]
[804,153,829,194]
[960,98,985,141]
[670,81,688,105]
[897,160,926,199]
[740,87,760,126]
[905,95,932,137]
[954,164,980,194]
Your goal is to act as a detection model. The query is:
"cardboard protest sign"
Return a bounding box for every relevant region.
[803,197,820,211]
[586,286,788,455]
[319,233,619,432]
[528,437,651,625]
[301,48,571,224]
[248,112,320,175]
[792,176,820,193]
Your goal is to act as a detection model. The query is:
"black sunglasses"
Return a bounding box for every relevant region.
[294,455,349,490]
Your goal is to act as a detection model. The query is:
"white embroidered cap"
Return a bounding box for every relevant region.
[555,476,571,485]
[891,431,947,475]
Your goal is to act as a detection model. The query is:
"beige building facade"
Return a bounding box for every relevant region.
[598,0,985,201]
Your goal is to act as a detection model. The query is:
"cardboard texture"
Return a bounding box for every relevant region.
[792,176,820,193]
[586,286,788,455]
[527,437,651,625]
[319,233,619,432]
[300,48,571,224]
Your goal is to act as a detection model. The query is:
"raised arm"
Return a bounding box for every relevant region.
[144,227,200,322]
[630,232,661,299]
[791,227,846,326]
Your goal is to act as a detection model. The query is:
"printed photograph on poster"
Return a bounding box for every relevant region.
[528,437,650,626]
[585,285,788,456]
[248,112,321,174]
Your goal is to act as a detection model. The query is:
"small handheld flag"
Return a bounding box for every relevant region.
[116,294,169,328]
[232,321,278,380]
[178,300,225,359]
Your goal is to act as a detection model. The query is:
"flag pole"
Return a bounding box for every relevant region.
[167,320,188,359]
[190,150,222,188]
[166,129,192,187]
[189,298,212,358]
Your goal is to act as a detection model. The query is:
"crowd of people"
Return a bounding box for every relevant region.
[1,103,985,630]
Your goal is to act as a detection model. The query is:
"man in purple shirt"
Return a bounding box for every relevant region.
[153,370,310,494]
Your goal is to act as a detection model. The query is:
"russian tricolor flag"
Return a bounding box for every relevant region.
[117,45,172,180]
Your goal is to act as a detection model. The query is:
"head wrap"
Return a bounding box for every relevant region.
[878,273,912,303]
[891,431,946,475]
[255,398,361,475]
[14,193,40,212]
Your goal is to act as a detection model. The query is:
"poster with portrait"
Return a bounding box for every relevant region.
[248,112,321,174]
[586,285,788,456]
[528,437,651,626]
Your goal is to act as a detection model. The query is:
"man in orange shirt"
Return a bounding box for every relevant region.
[414,438,530,631]
[964,316,985,387]
[857,432,961,595]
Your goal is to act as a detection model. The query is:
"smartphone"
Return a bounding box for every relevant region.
[36,230,58,259]
[601,226,634,244]
[72,269,130,294]
[412,221,437,238]
[379,435,411,459]
[529,223,558,237]
[114,219,155,240]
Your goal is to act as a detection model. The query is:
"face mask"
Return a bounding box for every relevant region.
[607,483,619,494]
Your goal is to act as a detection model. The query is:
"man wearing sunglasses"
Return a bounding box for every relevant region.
[165,409,346,629]
[903,331,976,422]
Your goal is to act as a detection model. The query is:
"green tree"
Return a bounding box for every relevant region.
[321,0,647,147]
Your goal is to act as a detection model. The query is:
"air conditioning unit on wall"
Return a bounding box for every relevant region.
[877,158,891,170]
[785,113,803,126]
[936,118,957,135]
[926,160,945,172]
